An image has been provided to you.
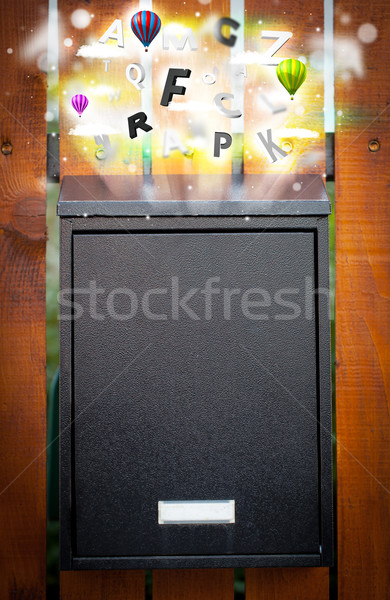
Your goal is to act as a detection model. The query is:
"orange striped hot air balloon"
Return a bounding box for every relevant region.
[276,59,307,100]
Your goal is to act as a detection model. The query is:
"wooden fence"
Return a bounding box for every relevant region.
[0,0,388,598]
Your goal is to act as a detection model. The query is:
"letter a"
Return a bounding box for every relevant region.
[99,19,124,48]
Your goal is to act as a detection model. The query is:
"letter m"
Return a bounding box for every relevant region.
[162,27,198,51]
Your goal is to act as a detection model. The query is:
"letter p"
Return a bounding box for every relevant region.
[214,132,232,157]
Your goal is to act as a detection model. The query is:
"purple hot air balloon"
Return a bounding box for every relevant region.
[131,10,161,52]
[71,94,89,117]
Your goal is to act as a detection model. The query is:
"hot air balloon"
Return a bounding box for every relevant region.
[71,94,89,117]
[131,10,161,52]
[276,59,307,100]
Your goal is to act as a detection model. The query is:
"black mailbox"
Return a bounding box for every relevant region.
[58,174,332,570]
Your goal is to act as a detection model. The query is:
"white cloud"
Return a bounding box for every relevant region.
[276,128,320,139]
[69,123,122,136]
[87,85,121,97]
[168,101,214,112]
[309,35,364,78]
[230,51,266,65]
[76,42,127,59]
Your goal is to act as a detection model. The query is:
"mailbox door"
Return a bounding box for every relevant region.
[71,230,320,559]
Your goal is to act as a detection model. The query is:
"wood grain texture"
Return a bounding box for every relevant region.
[335,1,390,599]
[58,2,230,596]
[246,568,329,600]
[59,1,328,597]
[0,1,48,598]
[57,7,145,598]
[150,0,232,175]
[244,1,328,595]
[58,0,144,177]
[60,571,145,599]
[153,568,234,600]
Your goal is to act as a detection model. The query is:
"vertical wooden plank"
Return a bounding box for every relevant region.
[0,1,47,598]
[335,1,390,599]
[153,568,234,600]
[58,0,144,177]
[150,2,234,592]
[246,568,329,600]
[58,0,146,593]
[61,571,145,599]
[244,1,328,596]
[59,2,234,597]
[150,0,232,175]
[149,6,236,597]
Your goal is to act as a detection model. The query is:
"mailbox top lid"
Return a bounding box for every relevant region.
[57,174,331,217]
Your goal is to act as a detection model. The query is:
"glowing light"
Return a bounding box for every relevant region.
[7,48,13,54]
[340,13,351,25]
[357,23,378,44]
[163,22,188,36]
[278,128,319,139]
[69,124,121,136]
[64,38,73,47]
[95,147,106,160]
[341,71,352,82]
[61,10,326,176]
[309,50,323,70]
[71,9,91,29]
[334,37,364,77]
[168,100,213,112]
[281,141,293,153]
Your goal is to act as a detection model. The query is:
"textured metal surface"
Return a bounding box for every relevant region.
[73,554,322,570]
[57,174,331,217]
[73,231,318,558]
[59,184,332,571]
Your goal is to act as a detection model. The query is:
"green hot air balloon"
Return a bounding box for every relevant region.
[276,58,307,100]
